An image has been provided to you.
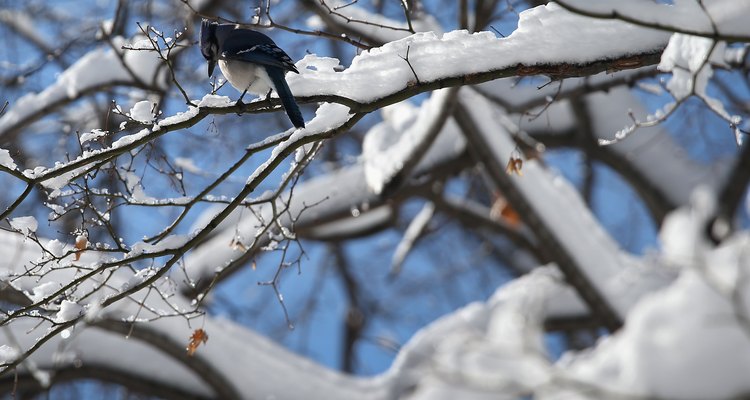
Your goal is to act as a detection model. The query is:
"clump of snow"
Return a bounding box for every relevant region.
[9,216,38,235]
[128,234,190,257]
[109,128,151,149]
[129,100,155,123]
[55,300,84,323]
[0,148,17,169]
[297,54,342,74]
[303,102,351,131]
[155,105,200,128]
[659,187,715,267]
[389,266,562,397]
[174,157,202,174]
[0,345,19,364]
[84,301,103,322]
[79,129,108,144]
[127,38,154,50]
[45,239,66,258]
[197,94,233,108]
[98,19,114,38]
[658,33,741,143]
[305,15,324,30]
[363,89,456,194]
[555,192,750,399]
[28,282,60,303]
[658,34,723,101]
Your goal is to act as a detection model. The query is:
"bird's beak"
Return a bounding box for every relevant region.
[207,60,216,77]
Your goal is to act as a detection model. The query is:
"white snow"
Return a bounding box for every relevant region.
[28,282,60,303]
[0,345,19,364]
[557,232,750,399]
[9,216,38,235]
[0,148,17,169]
[129,100,155,123]
[123,170,158,204]
[657,33,740,142]
[0,35,166,137]
[55,300,84,323]
[391,202,434,275]
[79,129,108,144]
[245,102,351,187]
[363,88,457,194]
[128,234,191,257]
[197,94,234,108]
[174,157,202,174]
[1,2,748,399]
[288,4,670,103]
[558,0,750,38]
[155,105,200,128]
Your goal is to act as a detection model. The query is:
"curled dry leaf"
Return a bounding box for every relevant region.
[505,156,523,176]
[74,235,88,261]
[490,194,522,228]
[186,328,209,356]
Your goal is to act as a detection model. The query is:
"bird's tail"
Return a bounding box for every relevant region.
[267,68,305,129]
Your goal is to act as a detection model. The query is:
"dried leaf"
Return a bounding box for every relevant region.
[74,235,88,261]
[505,156,523,176]
[186,328,209,356]
[490,194,522,227]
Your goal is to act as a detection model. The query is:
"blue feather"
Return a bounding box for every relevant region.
[266,67,305,128]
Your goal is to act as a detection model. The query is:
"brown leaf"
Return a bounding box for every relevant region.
[491,194,522,228]
[186,328,209,356]
[505,156,523,176]
[74,235,88,261]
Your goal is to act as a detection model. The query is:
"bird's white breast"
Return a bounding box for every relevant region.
[218,60,274,96]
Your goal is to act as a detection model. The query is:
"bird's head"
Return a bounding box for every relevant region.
[200,19,219,77]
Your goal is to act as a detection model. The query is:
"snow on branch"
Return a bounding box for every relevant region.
[0,34,169,140]
[289,3,669,108]
[454,89,669,330]
[556,0,750,43]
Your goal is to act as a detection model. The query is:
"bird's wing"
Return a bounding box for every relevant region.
[222,44,299,73]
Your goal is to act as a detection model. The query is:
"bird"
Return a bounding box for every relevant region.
[200,19,305,128]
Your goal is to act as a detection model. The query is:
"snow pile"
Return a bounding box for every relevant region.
[55,300,84,323]
[0,345,19,364]
[288,3,669,103]
[128,234,191,257]
[558,0,750,38]
[129,100,155,123]
[0,148,17,169]
[658,33,742,143]
[388,267,563,399]
[362,88,460,194]
[27,282,60,303]
[553,192,750,399]
[9,216,38,235]
[79,129,108,144]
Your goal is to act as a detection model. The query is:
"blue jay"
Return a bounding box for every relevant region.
[200,20,305,128]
